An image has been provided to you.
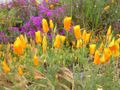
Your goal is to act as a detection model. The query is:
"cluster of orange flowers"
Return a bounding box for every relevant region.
[90,26,120,64]
[0,16,119,76]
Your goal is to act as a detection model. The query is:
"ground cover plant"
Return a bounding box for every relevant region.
[0,0,120,90]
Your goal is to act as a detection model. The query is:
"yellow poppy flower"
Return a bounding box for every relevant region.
[73,25,81,40]
[35,31,42,44]
[89,44,96,55]
[54,35,61,48]
[42,18,49,33]
[49,19,54,29]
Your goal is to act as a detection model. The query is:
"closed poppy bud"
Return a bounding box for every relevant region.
[94,50,100,65]
[49,19,54,29]
[85,33,91,44]
[2,60,10,73]
[98,42,104,52]
[73,25,81,40]
[82,30,87,41]
[76,39,82,48]
[54,35,61,48]
[103,48,111,62]
[35,31,42,44]
[89,44,96,55]
[106,25,112,36]
[18,67,23,76]
[42,35,47,54]
[42,18,49,33]
[64,16,72,31]
[34,55,39,66]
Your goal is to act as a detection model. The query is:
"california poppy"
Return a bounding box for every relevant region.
[49,19,54,29]
[42,18,49,33]
[89,44,96,55]
[73,25,81,40]
[54,35,61,48]
[2,60,10,73]
[64,16,72,31]
[35,31,42,44]
[109,39,119,57]
[103,48,111,62]
[94,50,100,65]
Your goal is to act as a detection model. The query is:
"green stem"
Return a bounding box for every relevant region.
[71,0,73,17]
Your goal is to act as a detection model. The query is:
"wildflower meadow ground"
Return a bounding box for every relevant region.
[0,0,120,90]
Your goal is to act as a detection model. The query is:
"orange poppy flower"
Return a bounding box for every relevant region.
[103,48,111,62]
[109,39,119,57]
[94,50,100,65]
[14,37,24,55]
[64,16,72,31]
